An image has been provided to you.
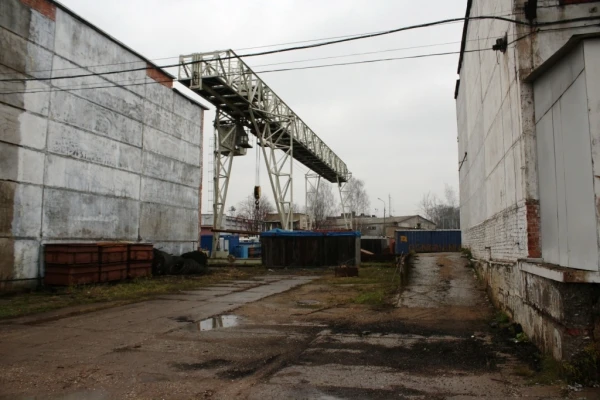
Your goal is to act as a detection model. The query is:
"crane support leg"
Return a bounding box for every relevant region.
[249,109,294,231]
[211,110,235,258]
[337,176,353,230]
[305,173,321,230]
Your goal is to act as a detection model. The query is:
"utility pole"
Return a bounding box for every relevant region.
[388,194,391,217]
[378,198,386,238]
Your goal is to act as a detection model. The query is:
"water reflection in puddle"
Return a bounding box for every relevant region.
[198,315,240,331]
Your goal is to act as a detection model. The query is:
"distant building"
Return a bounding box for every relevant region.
[264,213,310,231]
[327,214,436,237]
[200,214,265,235]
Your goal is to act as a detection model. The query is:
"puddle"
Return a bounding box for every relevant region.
[198,315,240,331]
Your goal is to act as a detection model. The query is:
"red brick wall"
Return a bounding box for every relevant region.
[526,199,541,258]
[146,64,173,88]
[20,0,56,20]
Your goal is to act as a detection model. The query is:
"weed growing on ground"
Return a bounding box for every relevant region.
[0,267,265,320]
[461,247,473,260]
[319,264,404,308]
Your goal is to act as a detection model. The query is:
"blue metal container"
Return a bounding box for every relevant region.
[395,230,461,254]
[200,234,240,253]
[235,245,249,259]
[200,235,213,251]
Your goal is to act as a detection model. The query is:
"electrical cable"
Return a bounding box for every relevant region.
[0,48,490,95]
[2,14,599,84]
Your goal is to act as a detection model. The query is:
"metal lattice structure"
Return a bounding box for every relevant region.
[178,50,352,251]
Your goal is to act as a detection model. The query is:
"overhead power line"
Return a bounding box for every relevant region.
[0,49,489,96]
[2,14,599,84]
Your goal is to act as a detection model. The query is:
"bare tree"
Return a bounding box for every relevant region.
[235,195,275,232]
[344,177,370,230]
[307,182,337,229]
[419,184,460,229]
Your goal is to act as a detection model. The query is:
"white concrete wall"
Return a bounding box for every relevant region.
[456,0,600,263]
[0,0,204,283]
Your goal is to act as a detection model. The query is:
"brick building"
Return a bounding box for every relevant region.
[456,0,600,360]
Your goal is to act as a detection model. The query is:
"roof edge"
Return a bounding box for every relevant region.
[51,0,175,79]
[172,87,210,110]
[457,0,474,75]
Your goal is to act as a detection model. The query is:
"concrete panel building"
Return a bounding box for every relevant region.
[0,0,206,286]
[456,0,600,360]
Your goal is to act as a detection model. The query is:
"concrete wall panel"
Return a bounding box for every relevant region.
[42,189,139,240]
[0,103,47,149]
[47,121,142,172]
[0,142,44,184]
[44,155,140,199]
[144,78,174,112]
[51,57,144,121]
[142,126,200,166]
[139,203,198,242]
[0,181,42,238]
[0,0,204,283]
[53,9,146,96]
[49,90,143,146]
[142,151,200,188]
[140,177,198,209]
[173,92,203,123]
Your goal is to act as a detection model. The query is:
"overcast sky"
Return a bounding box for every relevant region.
[61,0,466,218]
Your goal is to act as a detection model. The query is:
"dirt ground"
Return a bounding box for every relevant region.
[1,253,599,399]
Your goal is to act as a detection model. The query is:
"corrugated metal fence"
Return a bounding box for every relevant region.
[395,230,461,254]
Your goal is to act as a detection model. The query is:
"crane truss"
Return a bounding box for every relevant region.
[178,50,352,248]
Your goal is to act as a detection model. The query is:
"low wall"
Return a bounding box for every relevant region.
[473,259,600,360]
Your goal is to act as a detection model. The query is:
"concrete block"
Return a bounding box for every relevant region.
[173,91,203,123]
[144,79,174,112]
[0,0,32,39]
[51,56,143,121]
[143,100,174,136]
[140,177,198,209]
[0,181,42,237]
[44,154,140,199]
[0,66,51,116]
[143,100,202,145]
[47,121,142,172]
[11,239,39,279]
[49,90,143,147]
[29,6,55,50]
[0,103,47,149]
[0,142,44,184]
[0,25,52,79]
[139,203,197,242]
[53,9,146,97]
[142,151,200,188]
[42,188,139,240]
[142,125,200,166]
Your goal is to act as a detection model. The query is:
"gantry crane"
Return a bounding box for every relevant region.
[178,50,353,256]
